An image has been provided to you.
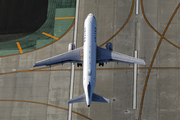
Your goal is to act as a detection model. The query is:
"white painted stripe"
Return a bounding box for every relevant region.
[136,0,139,15]
[73,0,80,47]
[133,50,138,109]
[68,0,80,120]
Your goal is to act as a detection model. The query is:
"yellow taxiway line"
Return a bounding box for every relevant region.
[16,42,23,53]
[42,32,59,40]
[55,17,75,20]
[138,1,180,120]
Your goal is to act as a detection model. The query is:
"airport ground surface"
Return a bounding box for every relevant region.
[0,0,180,120]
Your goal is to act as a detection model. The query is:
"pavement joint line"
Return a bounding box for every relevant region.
[100,0,134,47]
[16,42,23,54]
[0,100,91,120]
[139,1,180,120]
[55,17,75,19]
[42,32,59,40]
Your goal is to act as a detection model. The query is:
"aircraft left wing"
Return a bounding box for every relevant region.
[34,47,83,67]
[97,47,146,65]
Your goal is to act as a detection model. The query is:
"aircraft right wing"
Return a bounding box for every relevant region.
[34,47,83,67]
[97,47,146,65]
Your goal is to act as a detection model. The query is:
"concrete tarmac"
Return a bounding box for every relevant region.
[0,0,180,120]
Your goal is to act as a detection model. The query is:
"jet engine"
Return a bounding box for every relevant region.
[99,63,104,66]
[68,43,75,52]
[106,42,113,51]
[77,63,82,67]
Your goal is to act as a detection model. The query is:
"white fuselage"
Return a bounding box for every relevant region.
[83,13,97,106]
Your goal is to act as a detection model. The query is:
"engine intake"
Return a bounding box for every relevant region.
[68,43,75,52]
[77,63,82,67]
[99,63,104,66]
[106,42,113,51]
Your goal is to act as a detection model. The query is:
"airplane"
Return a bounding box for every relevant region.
[33,13,146,107]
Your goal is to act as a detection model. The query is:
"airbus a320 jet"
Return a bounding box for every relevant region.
[33,13,146,107]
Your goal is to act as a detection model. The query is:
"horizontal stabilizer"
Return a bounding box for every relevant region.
[92,93,110,103]
[68,93,86,104]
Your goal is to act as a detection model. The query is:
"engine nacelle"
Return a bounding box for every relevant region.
[77,63,82,67]
[106,42,113,51]
[99,63,104,66]
[68,43,75,52]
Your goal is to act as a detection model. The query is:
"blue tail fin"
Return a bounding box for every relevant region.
[68,93,110,104]
[92,93,110,103]
[68,93,86,104]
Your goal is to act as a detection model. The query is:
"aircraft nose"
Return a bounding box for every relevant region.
[87,13,95,19]
[86,13,96,24]
[88,13,93,16]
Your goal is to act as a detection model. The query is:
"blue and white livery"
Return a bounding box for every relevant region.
[33,13,146,107]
